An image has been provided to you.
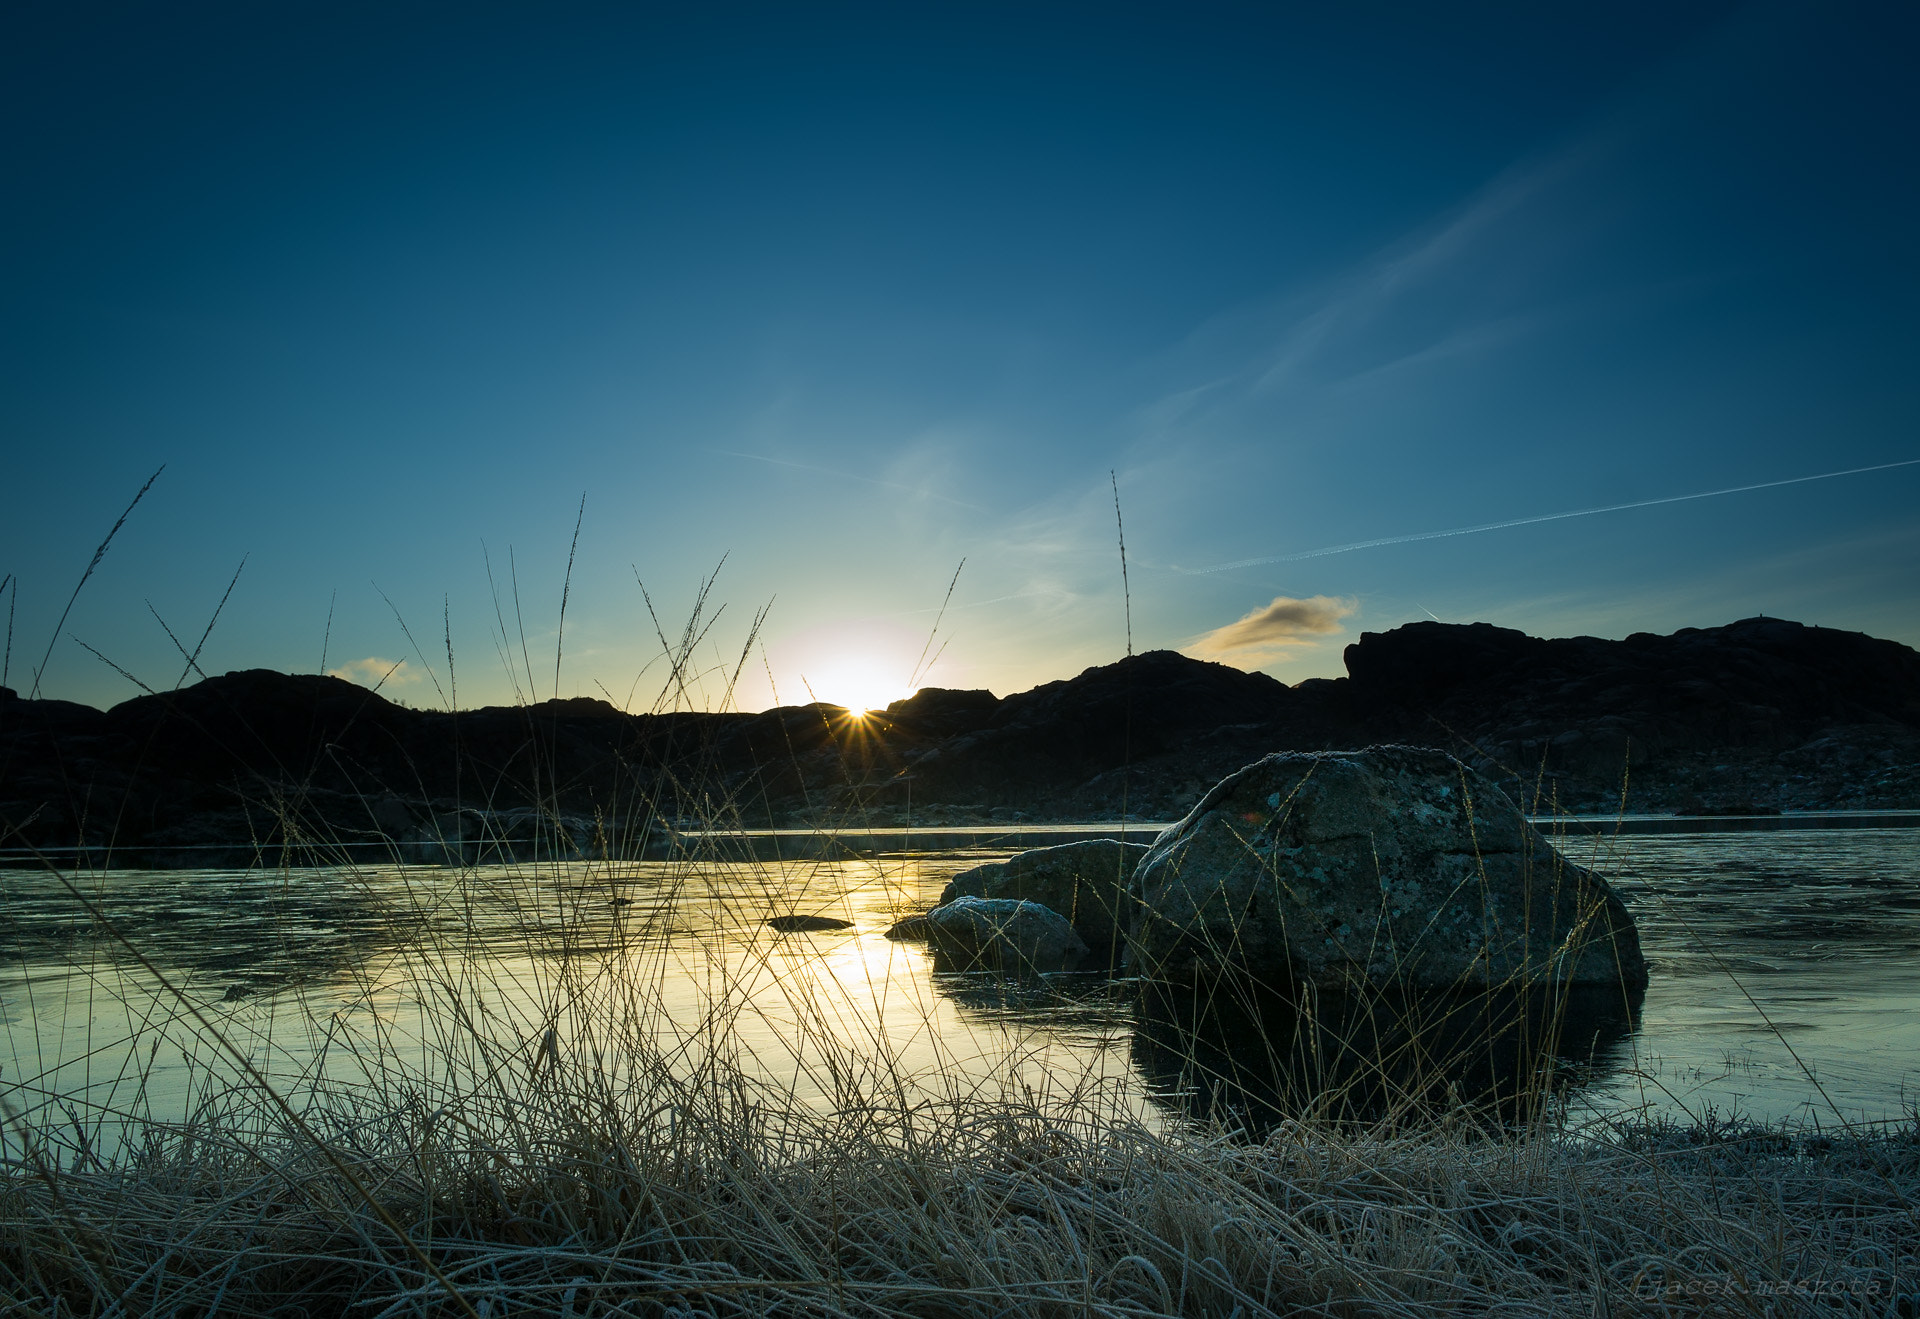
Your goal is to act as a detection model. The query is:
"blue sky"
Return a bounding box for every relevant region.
[4,2,1916,713]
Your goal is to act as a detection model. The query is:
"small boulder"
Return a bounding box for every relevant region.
[939,839,1150,962]
[1129,746,1647,991]
[885,912,934,940]
[767,914,854,933]
[926,897,1090,974]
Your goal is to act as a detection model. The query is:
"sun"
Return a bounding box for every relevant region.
[802,657,911,715]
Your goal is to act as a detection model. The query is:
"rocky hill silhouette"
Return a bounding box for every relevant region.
[3,616,1916,864]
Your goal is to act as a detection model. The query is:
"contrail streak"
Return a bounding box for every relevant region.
[1174,457,1920,575]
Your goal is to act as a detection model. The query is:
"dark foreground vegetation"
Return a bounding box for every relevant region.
[4,616,1918,865]
[7,1076,1916,1317]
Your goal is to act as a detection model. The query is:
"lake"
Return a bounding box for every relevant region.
[4,822,1917,1158]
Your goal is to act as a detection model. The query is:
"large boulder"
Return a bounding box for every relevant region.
[1128,746,1647,991]
[938,838,1150,962]
[926,897,1090,975]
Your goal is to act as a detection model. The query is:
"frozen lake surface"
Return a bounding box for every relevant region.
[4,824,1917,1153]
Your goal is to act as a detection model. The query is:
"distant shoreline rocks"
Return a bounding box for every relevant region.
[5,616,1917,864]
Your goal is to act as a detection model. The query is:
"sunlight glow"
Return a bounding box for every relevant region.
[802,657,911,714]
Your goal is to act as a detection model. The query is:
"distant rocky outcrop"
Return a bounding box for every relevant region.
[886,618,1920,819]
[895,650,1311,815]
[1128,746,1647,990]
[1337,618,1920,810]
[877,687,1003,738]
[4,616,1917,864]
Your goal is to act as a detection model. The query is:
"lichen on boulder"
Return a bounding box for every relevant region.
[1127,745,1647,991]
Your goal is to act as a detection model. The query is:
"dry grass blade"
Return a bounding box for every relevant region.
[27,465,163,699]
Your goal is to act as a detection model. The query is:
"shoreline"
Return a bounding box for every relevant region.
[6,806,1918,871]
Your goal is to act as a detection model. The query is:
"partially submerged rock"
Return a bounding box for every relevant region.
[939,838,1150,962]
[884,913,934,940]
[1129,746,1647,991]
[926,897,1090,974]
[766,914,854,933]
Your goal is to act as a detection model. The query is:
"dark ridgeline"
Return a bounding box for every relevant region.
[863,615,1920,820]
[3,616,1917,864]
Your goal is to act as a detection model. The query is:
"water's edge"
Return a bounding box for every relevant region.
[7,809,1917,869]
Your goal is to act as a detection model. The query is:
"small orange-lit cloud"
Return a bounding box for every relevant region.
[1185,594,1356,666]
[326,656,420,690]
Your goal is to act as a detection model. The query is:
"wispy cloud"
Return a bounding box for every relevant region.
[326,656,419,690]
[1185,594,1357,665]
[1120,76,1665,461]
[711,448,989,511]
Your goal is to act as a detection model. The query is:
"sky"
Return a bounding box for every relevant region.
[3,1,1916,714]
